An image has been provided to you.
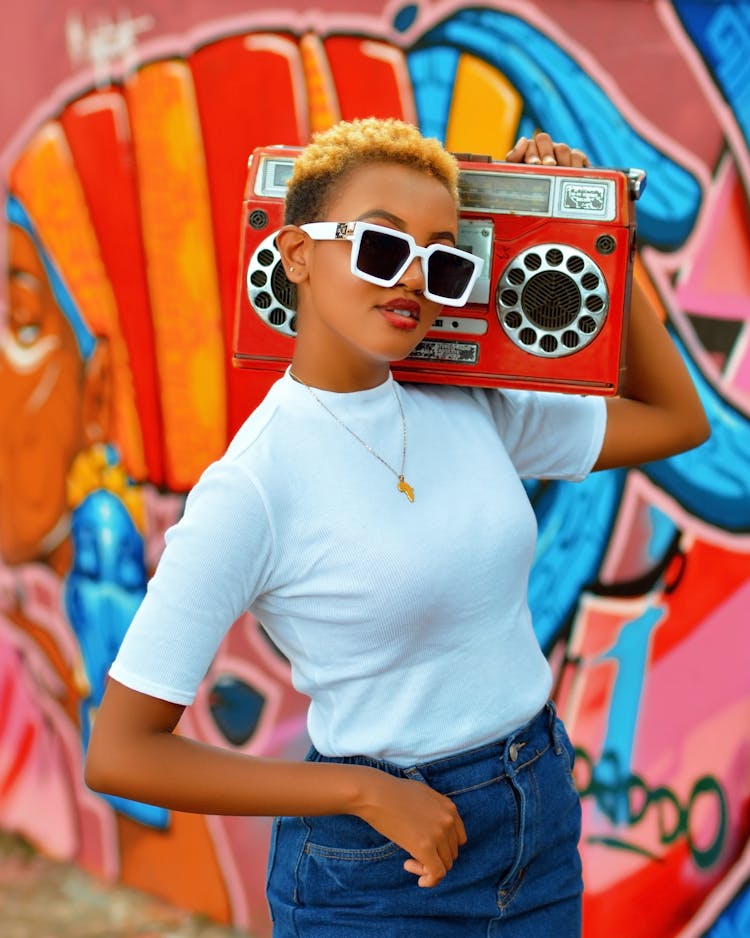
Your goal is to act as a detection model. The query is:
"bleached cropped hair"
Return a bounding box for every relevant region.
[284,117,459,225]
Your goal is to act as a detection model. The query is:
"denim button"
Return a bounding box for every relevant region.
[509,741,524,761]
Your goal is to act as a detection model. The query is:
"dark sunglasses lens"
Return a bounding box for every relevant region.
[427,251,476,300]
[357,229,411,282]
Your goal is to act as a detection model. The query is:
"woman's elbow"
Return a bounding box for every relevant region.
[84,707,134,795]
[683,404,712,453]
[84,729,117,794]
[83,758,106,794]
[83,680,184,796]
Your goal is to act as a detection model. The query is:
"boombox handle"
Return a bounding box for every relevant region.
[624,168,647,200]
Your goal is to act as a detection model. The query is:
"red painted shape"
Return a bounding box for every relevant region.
[190,34,308,437]
[322,36,412,122]
[60,89,165,485]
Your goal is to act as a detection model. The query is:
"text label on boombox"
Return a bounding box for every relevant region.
[233,147,645,395]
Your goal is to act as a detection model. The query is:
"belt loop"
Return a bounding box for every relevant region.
[547,700,558,734]
[403,766,427,783]
[548,700,564,754]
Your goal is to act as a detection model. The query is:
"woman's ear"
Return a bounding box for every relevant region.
[276,225,310,283]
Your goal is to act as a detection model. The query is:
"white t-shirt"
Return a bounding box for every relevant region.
[110,371,606,765]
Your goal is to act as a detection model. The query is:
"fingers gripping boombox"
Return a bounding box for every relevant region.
[233,146,646,395]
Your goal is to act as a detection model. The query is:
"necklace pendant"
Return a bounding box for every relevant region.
[397,476,415,503]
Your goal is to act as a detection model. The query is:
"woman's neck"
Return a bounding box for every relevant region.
[289,354,390,392]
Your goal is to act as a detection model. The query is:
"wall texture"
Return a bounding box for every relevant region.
[1,2,748,936]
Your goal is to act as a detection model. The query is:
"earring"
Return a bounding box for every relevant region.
[289,266,295,274]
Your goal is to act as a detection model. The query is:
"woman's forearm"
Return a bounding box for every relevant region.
[86,678,375,817]
[88,718,375,818]
[85,678,466,887]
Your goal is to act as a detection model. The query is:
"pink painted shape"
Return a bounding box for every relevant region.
[597,476,663,584]
[636,580,750,798]
[0,626,79,858]
[675,157,750,321]
[573,576,750,893]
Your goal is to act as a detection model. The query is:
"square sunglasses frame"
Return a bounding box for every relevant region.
[298,220,483,307]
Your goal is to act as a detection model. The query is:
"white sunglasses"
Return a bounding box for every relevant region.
[299,220,483,307]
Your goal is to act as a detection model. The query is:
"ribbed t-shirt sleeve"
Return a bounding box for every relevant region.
[109,459,275,705]
[472,387,607,480]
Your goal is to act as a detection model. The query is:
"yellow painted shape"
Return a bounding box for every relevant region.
[126,60,226,491]
[9,121,146,480]
[446,54,522,160]
[300,32,341,134]
[67,443,146,532]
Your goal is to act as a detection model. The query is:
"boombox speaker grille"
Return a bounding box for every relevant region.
[496,243,610,358]
[246,232,298,337]
[522,271,581,331]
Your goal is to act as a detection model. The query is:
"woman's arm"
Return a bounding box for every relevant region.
[506,132,710,470]
[86,679,465,887]
[594,278,710,470]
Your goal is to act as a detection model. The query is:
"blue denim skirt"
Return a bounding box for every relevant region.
[266,702,582,937]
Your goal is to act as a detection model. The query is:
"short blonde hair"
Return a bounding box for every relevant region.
[284,117,459,225]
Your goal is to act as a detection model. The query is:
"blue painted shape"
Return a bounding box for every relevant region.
[65,485,169,829]
[393,3,418,33]
[65,489,146,702]
[595,605,665,823]
[673,1,750,148]
[643,331,750,532]
[645,506,679,566]
[209,674,265,747]
[705,878,750,936]
[407,46,460,142]
[407,8,702,248]
[6,195,96,360]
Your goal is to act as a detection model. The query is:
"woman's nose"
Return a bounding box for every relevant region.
[397,255,425,292]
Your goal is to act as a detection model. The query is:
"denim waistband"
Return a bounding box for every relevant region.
[305,701,561,789]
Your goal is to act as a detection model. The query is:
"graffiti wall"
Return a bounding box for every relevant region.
[1,1,748,935]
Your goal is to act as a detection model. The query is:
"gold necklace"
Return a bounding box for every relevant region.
[289,371,415,502]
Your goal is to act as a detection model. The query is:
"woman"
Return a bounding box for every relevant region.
[86,118,709,936]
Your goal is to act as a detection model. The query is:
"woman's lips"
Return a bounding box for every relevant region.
[378,299,421,330]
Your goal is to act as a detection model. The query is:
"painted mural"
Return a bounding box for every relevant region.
[1,1,749,935]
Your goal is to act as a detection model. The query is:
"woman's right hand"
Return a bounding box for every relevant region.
[352,769,467,887]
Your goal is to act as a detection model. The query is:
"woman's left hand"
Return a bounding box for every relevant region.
[505,132,589,168]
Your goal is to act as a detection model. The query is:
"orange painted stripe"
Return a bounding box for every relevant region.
[9,121,147,481]
[60,89,165,485]
[125,60,226,491]
[299,33,341,133]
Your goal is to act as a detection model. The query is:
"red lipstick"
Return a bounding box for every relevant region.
[378,298,421,330]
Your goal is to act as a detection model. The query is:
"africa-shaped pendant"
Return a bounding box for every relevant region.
[397,476,415,502]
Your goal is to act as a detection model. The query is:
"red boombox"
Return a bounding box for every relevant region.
[233,147,645,395]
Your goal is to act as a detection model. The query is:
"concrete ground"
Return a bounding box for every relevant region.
[0,831,252,938]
